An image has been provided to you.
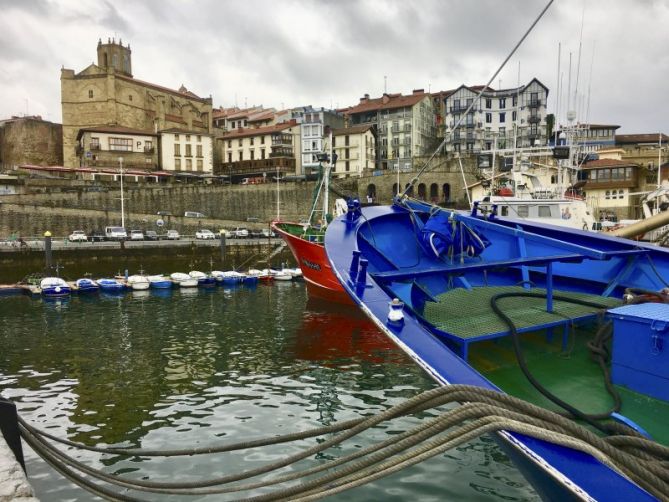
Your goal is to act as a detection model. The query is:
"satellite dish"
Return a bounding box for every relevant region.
[156,219,165,227]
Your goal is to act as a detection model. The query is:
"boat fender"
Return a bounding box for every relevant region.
[55,286,61,293]
[387,298,404,325]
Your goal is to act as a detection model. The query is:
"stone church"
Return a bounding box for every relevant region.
[61,38,213,168]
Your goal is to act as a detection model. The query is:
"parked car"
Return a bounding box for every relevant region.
[232,227,249,238]
[105,226,127,241]
[166,229,180,240]
[195,229,216,240]
[156,211,172,216]
[249,229,263,238]
[68,230,88,242]
[184,211,205,218]
[129,230,144,241]
[88,230,106,242]
[145,230,159,241]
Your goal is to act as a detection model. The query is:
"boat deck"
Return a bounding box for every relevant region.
[422,286,621,359]
[471,329,669,445]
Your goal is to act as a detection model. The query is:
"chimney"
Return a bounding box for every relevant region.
[360,93,370,103]
[413,89,424,95]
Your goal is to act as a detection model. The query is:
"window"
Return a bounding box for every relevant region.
[196,145,203,157]
[517,205,529,217]
[90,137,100,150]
[197,159,203,171]
[499,98,506,109]
[345,161,350,172]
[261,149,265,159]
[238,151,243,161]
[88,90,94,99]
[512,95,517,107]
[512,111,517,121]
[485,98,492,109]
[261,136,265,144]
[238,139,242,147]
[186,135,191,142]
[227,153,232,163]
[485,113,492,123]
[175,158,181,170]
[185,144,192,157]
[128,95,132,102]
[499,112,506,123]
[186,158,192,170]
[250,137,254,146]
[538,206,551,217]
[197,135,201,142]
[605,190,611,199]
[109,137,132,151]
[250,150,255,160]
[501,207,509,216]
[174,143,181,156]
[227,140,231,148]
[231,121,235,129]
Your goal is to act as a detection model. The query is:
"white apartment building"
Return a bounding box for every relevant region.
[298,107,345,172]
[442,79,549,153]
[160,129,214,174]
[75,125,158,169]
[332,125,376,178]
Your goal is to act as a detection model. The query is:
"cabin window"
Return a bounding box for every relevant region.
[501,207,509,216]
[538,206,551,218]
[517,205,529,217]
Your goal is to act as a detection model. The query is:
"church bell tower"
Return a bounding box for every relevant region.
[97,37,133,77]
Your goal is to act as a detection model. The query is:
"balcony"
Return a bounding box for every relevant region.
[528,99,541,108]
[450,104,475,113]
[465,122,476,128]
[528,115,541,124]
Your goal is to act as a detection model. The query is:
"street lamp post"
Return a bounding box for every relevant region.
[119,157,125,228]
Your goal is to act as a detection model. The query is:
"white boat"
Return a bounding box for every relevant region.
[270,269,293,281]
[126,274,150,290]
[170,272,198,288]
[283,267,303,278]
[189,270,216,287]
[40,277,71,297]
[247,268,272,281]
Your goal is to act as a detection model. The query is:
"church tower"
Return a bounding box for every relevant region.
[96,37,132,77]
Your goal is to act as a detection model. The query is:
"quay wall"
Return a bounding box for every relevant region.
[0,433,37,501]
[0,242,294,283]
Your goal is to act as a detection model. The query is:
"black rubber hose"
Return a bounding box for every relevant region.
[489,291,624,436]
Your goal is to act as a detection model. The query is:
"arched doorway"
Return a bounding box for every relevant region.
[366,183,377,203]
[417,183,426,200]
[442,183,451,202]
[404,183,414,197]
[430,183,439,203]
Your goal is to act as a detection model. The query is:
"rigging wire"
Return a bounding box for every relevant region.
[400,0,555,199]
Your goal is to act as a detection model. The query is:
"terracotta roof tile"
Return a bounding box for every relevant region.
[341,92,428,115]
[332,125,374,135]
[582,158,637,169]
[220,120,297,140]
[116,74,209,102]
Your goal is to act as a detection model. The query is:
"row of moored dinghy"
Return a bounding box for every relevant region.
[37,268,302,297]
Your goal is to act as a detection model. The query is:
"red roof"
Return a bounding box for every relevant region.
[616,133,669,144]
[341,91,428,115]
[116,75,209,103]
[220,120,297,140]
[582,159,637,169]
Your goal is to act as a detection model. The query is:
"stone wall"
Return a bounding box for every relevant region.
[0,117,63,169]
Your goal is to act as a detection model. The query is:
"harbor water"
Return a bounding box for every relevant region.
[0,281,537,500]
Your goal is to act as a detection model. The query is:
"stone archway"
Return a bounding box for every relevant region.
[442,183,451,202]
[430,183,439,203]
[417,183,426,200]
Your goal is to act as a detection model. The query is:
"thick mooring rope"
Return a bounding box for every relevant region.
[19,385,669,501]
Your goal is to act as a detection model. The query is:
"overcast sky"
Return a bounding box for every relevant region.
[0,0,667,134]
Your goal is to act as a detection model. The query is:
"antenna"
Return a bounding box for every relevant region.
[585,40,596,125]
[555,42,561,145]
[574,0,586,119]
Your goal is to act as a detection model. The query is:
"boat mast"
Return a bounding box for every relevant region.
[323,128,332,227]
[119,156,125,228]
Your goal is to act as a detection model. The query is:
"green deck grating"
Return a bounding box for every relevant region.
[423,286,621,341]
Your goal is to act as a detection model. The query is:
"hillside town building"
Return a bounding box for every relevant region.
[332,125,376,178]
[61,38,213,169]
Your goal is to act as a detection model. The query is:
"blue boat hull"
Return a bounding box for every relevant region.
[42,287,71,298]
[324,201,662,501]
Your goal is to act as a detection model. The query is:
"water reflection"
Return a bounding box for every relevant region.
[0,285,536,501]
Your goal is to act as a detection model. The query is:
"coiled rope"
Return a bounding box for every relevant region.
[19,384,669,501]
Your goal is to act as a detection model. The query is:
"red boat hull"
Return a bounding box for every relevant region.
[272,222,353,304]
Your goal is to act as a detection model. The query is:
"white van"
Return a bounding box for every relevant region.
[184,211,205,218]
[105,226,127,240]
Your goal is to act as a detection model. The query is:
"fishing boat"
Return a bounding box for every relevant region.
[74,278,99,293]
[170,272,198,288]
[189,270,216,287]
[324,197,669,501]
[126,274,150,291]
[269,268,293,281]
[147,274,172,289]
[97,278,126,293]
[39,277,71,298]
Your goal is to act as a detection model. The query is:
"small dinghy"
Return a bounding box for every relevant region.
[189,270,216,287]
[40,277,71,298]
[148,274,172,289]
[97,278,126,293]
[75,278,99,293]
[170,272,198,288]
[126,274,150,291]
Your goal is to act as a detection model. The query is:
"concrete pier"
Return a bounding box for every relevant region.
[0,434,37,501]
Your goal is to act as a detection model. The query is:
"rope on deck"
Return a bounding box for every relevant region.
[18,385,669,501]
